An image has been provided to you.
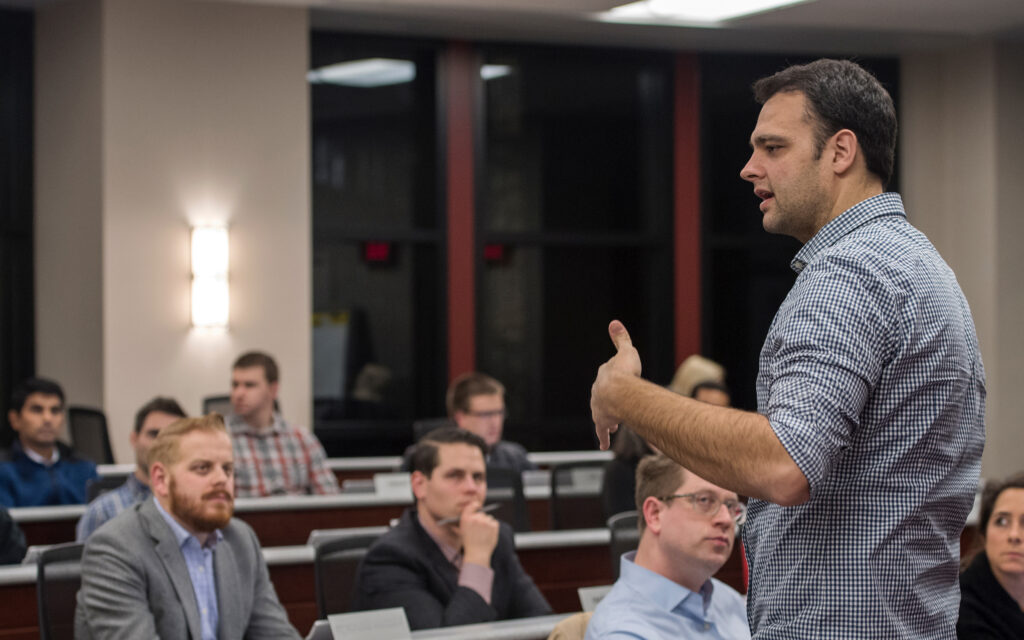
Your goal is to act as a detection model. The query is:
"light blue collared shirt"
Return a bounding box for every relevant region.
[585,551,750,640]
[153,497,223,640]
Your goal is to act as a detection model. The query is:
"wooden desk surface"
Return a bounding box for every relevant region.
[10,480,605,547]
[0,527,642,639]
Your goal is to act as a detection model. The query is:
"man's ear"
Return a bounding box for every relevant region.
[642,496,664,535]
[830,129,858,175]
[411,470,428,501]
[269,381,280,400]
[452,411,466,429]
[150,462,169,498]
[7,410,20,432]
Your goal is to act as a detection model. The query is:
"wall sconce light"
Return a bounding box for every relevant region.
[191,225,229,329]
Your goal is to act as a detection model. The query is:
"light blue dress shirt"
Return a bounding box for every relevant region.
[585,551,750,639]
[153,497,223,640]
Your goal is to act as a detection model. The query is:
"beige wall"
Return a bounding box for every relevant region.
[902,43,1024,480]
[36,0,311,463]
[35,0,105,411]
[991,42,1024,481]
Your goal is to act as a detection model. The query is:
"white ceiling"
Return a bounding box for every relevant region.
[7,0,1024,54]
[255,0,1024,54]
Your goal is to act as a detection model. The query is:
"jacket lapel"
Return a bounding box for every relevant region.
[140,499,204,639]
[409,510,461,597]
[214,535,243,639]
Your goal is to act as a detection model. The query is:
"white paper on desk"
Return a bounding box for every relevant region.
[578,585,613,612]
[374,472,413,499]
[522,469,550,487]
[327,607,411,640]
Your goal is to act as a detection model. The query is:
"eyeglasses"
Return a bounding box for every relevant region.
[659,492,747,525]
[466,409,506,419]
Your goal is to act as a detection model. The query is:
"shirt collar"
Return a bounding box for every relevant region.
[619,550,714,615]
[227,411,287,435]
[124,473,151,496]
[417,508,463,567]
[791,192,906,274]
[23,444,59,466]
[152,496,223,550]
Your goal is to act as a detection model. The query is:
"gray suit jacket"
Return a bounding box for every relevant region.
[75,498,299,640]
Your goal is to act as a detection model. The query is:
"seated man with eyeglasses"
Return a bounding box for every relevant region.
[586,454,750,640]
[403,372,537,474]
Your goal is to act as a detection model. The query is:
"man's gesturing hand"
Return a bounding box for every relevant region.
[590,320,643,451]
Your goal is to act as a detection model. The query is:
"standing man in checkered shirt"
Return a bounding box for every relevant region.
[227,351,339,497]
[590,59,985,638]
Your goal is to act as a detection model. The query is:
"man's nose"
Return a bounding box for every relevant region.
[711,502,735,527]
[740,153,761,182]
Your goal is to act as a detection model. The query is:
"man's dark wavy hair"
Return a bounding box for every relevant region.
[753,58,897,188]
[410,427,488,477]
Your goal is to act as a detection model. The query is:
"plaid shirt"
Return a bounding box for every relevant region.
[227,413,339,497]
[76,473,151,541]
[745,193,985,639]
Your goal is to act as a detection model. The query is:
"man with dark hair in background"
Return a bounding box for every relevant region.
[591,59,985,638]
[227,351,338,497]
[445,372,535,473]
[0,377,97,507]
[76,396,187,540]
[402,372,537,473]
[353,427,550,629]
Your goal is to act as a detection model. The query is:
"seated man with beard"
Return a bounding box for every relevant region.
[75,414,299,640]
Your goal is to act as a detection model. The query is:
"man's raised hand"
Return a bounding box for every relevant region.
[590,320,643,450]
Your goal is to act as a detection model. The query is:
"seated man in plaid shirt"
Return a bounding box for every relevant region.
[227,351,339,497]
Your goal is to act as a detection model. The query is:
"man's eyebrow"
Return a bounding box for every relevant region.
[750,134,788,148]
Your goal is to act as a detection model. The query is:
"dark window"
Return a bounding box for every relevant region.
[478,45,675,450]
[0,9,35,447]
[310,33,446,453]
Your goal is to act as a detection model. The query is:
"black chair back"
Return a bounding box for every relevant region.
[202,395,232,417]
[67,407,114,465]
[411,417,453,442]
[37,542,85,640]
[549,462,606,530]
[313,532,381,618]
[607,510,640,579]
[85,475,128,503]
[486,465,530,532]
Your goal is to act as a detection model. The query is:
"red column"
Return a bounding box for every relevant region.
[446,42,476,380]
[673,54,702,366]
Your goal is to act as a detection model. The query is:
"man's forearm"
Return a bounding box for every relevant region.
[601,370,808,505]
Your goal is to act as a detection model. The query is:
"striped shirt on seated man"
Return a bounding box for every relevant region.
[227,351,339,497]
[76,396,186,541]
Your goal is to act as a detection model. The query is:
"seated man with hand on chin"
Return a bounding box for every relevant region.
[353,427,551,629]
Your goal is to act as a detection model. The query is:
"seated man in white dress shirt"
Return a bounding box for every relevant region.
[586,454,750,640]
